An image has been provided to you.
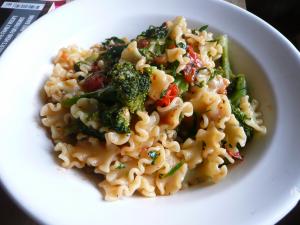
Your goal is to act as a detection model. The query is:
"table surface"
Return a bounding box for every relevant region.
[0,0,298,224]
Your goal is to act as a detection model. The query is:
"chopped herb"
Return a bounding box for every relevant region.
[160,88,168,98]
[207,39,217,43]
[116,162,126,169]
[159,162,184,178]
[168,61,180,77]
[191,25,208,34]
[174,75,189,94]
[143,66,154,75]
[195,80,205,88]
[177,42,186,49]
[198,25,208,32]
[148,151,160,165]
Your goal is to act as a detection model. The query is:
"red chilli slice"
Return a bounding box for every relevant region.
[156,83,179,107]
[227,149,243,160]
[183,45,202,83]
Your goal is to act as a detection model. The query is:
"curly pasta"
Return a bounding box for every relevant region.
[148,68,174,100]
[240,96,267,134]
[40,16,266,201]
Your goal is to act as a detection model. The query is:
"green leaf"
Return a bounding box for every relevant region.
[159,162,184,178]
[174,75,189,94]
[160,88,168,98]
[176,42,186,49]
[168,61,180,77]
[116,162,126,169]
[199,25,208,32]
[148,151,160,165]
[61,86,115,107]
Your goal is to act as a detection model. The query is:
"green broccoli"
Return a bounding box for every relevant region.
[63,62,150,113]
[108,62,151,113]
[100,105,131,133]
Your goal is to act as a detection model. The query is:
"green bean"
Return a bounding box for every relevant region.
[219,35,231,80]
[230,74,247,106]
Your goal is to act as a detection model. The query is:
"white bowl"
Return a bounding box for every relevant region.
[0,0,299,224]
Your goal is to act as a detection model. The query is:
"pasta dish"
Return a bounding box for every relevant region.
[40,16,266,200]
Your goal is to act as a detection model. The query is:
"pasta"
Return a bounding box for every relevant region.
[40,16,266,200]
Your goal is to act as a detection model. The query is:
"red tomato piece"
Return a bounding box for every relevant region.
[81,74,105,92]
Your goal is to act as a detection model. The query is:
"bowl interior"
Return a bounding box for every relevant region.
[9,14,276,204]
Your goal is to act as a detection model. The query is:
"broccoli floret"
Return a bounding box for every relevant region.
[62,62,150,113]
[108,62,150,113]
[62,62,150,133]
[100,105,131,133]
